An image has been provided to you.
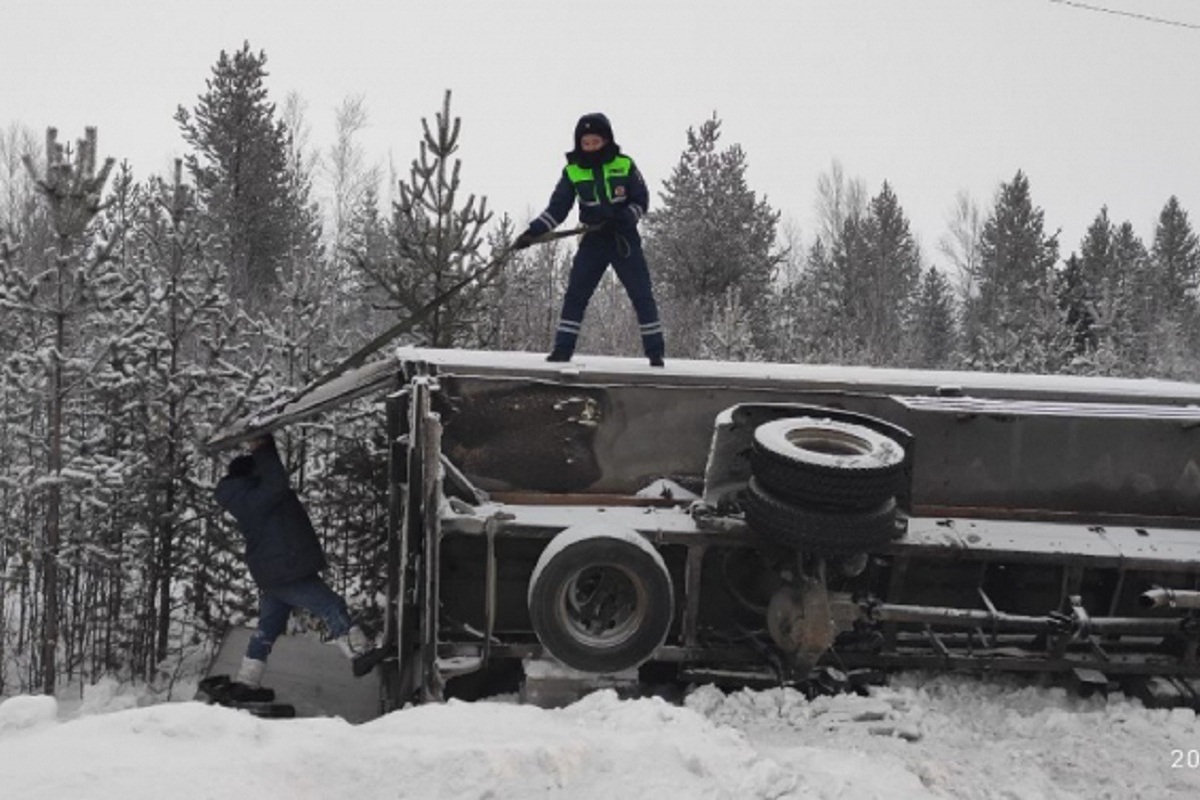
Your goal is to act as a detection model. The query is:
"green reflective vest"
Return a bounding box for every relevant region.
[565,156,633,204]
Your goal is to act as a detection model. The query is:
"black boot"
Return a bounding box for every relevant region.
[546,348,573,363]
[648,354,665,367]
[351,646,390,678]
[226,682,276,703]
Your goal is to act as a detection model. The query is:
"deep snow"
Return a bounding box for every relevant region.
[2,673,1198,799]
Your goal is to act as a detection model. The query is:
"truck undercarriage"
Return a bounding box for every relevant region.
[208,348,1200,714]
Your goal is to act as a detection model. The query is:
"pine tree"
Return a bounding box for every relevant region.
[357,91,494,348]
[1151,196,1200,318]
[175,43,303,304]
[10,128,118,694]
[644,114,781,356]
[791,237,857,363]
[121,161,243,670]
[794,181,921,366]
[1111,222,1156,373]
[905,267,958,368]
[856,182,922,364]
[1144,196,1200,378]
[700,286,762,361]
[1058,208,1128,362]
[962,171,1069,372]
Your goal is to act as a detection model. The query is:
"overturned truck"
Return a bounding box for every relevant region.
[209,347,1200,711]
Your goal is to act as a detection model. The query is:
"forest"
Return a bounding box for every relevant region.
[2,43,1198,698]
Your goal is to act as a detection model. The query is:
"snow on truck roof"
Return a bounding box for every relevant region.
[205,346,1200,451]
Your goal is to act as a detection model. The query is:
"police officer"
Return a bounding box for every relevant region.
[516,113,665,366]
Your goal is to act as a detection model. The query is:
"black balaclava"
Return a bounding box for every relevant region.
[572,112,618,166]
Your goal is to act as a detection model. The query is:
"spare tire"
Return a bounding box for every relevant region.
[750,417,906,509]
[528,525,674,674]
[743,477,900,555]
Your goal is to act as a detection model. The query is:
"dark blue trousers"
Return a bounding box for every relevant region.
[555,230,664,357]
[245,575,352,661]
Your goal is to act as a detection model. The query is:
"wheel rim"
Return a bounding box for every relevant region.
[554,564,646,650]
[784,428,873,458]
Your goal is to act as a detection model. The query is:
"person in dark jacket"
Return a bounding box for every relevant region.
[214,435,377,700]
[515,113,665,366]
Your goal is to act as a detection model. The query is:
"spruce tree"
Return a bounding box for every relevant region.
[1111,222,1155,372]
[644,115,781,355]
[905,267,958,368]
[175,43,302,304]
[962,171,1068,372]
[1151,196,1199,318]
[858,182,922,364]
[1145,196,1200,377]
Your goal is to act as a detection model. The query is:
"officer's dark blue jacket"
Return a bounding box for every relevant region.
[214,436,327,589]
[529,144,650,236]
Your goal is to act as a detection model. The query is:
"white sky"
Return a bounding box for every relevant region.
[3,0,1200,261]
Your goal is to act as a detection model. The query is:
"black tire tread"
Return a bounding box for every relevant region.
[750,426,906,510]
[742,477,898,555]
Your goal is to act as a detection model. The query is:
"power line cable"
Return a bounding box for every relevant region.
[1049,0,1200,30]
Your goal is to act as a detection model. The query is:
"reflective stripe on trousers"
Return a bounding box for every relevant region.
[555,230,664,357]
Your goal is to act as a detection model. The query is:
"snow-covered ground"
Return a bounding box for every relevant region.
[2,673,1198,799]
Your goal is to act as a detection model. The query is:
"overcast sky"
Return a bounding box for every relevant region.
[4,0,1199,263]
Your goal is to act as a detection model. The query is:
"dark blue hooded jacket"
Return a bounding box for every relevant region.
[527,112,650,237]
[214,436,327,589]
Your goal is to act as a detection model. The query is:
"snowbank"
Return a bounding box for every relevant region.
[1,673,1198,799]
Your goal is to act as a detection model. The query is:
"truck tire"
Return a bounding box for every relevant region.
[750,417,905,509]
[743,477,899,555]
[527,525,674,674]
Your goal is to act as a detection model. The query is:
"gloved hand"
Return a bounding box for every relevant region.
[512,230,537,250]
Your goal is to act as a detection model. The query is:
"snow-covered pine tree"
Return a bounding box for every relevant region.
[855,182,923,365]
[1055,207,1134,376]
[1143,196,1200,378]
[790,237,857,364]
[700,286,762,362]
[342,185,392,338]
[1151,196,1200,316]
[961,171,1070,373]
[484,222,571,352]
[1109,222,1156,375]
[761,220,804,363]
[114,160,251,674]
[903,267,958,368]
[791,162,877,365]
[643,114,781,357]
[176,43,308,305]
[14,127,118,694]
[360,90,495,349]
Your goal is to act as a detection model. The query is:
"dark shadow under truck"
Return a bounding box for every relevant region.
[207,347,1200,715]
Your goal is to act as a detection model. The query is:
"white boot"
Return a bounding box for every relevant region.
[228,656,274,703]
[334,625,373,659]
[234,656,266,688]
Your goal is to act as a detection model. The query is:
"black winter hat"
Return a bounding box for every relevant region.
[574,113,614,150]
[227,454,255,478]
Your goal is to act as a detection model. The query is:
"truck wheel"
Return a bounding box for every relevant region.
[750,417,905,509]
[743,477,899,555]
[528,525,674,674]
